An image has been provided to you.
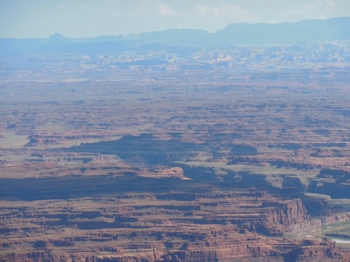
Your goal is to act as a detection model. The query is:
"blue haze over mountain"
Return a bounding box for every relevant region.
[1,17,350,56]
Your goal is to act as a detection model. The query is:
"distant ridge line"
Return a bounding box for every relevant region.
[0,16,350,55]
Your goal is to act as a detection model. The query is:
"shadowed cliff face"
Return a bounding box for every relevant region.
[0,175,201,201]
[65,134,261,167]
[65,134,208,166]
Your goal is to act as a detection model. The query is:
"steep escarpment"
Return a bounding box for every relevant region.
[0,184,333,262]
[178,163,306,191]
[66,134,210,166]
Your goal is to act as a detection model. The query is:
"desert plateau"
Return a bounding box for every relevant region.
[1,14,350,262]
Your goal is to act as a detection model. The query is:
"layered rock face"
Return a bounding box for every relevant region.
[1,185,347,262]
[4,239,347,262]
[263,199,311,226]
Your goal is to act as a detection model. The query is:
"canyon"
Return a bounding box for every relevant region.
[1,17,350,261]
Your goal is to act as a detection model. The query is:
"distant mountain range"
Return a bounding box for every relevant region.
[1,17,350,56]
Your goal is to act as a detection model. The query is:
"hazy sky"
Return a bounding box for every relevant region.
[1,0,350,38]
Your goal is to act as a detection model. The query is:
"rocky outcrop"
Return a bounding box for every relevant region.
[284,240,348,262]
[162,238,279,262]
[0,252,63,262]
[262,199,309,225]
[258,199,322,235]
[321,212,350,224]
